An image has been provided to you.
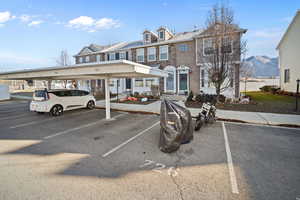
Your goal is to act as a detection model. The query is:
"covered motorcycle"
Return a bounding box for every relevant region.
[159,99,194,153]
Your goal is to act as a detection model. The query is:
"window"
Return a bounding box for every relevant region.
[203,38,214,55]
[119,51,126,60]
[178,44,188,52]
[147,47,156,61]
[136,48,144,62]
[109,53,116,61]
[96,55,101,62]
[146,79,156,87]
[159,31,164,40]
[135,78,144,87]
[284,69,290,83]
[109,79,115,87]
[144,33,150,43]
[159,45,168,60]
[221,37,232,54]
[86,56,90,62]
[79,57,83,63]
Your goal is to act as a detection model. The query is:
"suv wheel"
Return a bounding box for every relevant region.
[87,100,95,109]
[50,105,63,116]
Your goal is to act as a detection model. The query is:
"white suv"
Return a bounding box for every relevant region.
[30,89,96,116]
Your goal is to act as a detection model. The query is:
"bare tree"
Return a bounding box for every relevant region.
[240,58,254,96]
[202,4,247,100]
[56,50,73,88]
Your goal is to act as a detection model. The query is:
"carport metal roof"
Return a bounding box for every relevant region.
[0,60,168,119]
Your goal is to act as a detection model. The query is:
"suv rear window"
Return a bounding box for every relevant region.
[34,90,48,98]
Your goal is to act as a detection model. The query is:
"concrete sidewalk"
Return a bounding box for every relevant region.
[96,99,300,127]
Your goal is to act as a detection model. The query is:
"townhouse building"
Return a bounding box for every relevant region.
[74,25,246,98]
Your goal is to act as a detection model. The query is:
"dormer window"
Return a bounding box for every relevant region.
[85,56,90,62]
[144,33,150,43]
[159,31,164,40]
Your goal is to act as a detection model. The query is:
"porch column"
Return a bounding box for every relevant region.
[104,76,111,119]
[47,80,52,90]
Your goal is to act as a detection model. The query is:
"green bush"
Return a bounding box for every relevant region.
[186,91,194,102]
[259,85,279,93]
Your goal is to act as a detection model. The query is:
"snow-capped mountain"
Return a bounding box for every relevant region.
[244,56,279,77]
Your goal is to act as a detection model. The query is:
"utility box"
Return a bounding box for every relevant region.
[0,84,10,100]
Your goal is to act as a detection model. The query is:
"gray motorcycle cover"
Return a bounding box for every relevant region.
[159,99,194,153]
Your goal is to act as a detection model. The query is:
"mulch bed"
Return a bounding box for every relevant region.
[111,99,158,105]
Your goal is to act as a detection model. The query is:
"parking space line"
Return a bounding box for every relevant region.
[9,109,98,129]
[102,121,160,158]
[44,113,126,139]
[222,122,239,194]
[218,120,300,131]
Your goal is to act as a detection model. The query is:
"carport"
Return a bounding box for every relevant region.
[0,60,168,119]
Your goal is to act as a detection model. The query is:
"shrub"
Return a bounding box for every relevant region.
[194,94,226,104]
[259,85,279,93]
[186,91,194,102]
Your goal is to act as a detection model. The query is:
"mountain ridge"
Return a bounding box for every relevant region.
[244,56,279,77]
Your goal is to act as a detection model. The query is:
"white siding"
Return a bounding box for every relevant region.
[278,12,300,92]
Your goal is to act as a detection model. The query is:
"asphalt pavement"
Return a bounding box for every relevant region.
[0,100,299,200]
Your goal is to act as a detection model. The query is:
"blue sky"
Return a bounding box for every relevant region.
[0,0,299,71]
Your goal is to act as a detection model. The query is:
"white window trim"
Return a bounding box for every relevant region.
[203,38,214,56]
[119,51,126,60]
[109,52,116,61]
[159,30,165,40]
[159,45,168,61]
[203,37,234,56]
[147,47,156,62]
[177,66,190,93]
[85,56,90,62]
[136,48,144,62]
[96,55,101,62]
[79,57,83,63]
[164,66,176,93]
[144,33,151,43]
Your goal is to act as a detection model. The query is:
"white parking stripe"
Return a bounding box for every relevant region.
[102,121,160,158]
[218,120,300,131]
[44,113,126,139]
[10,109,98,129]
[222,122,239,194]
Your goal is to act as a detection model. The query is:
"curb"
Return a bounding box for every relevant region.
[96,106,300,129]
[10,95,32,100]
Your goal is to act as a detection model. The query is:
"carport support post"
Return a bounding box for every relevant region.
[105,77,111,119]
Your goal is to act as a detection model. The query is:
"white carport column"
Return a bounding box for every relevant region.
[104,76,111,120]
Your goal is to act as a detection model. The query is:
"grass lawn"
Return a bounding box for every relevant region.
[217,91,299,115]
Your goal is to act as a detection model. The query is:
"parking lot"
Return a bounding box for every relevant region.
[0,100,299,200]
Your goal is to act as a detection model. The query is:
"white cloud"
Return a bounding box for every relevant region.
[68,16,94,28]
[28,20,43,27]
[20,14,32,22]
[95,18,120,29]
[0,11,13,23]
[67,16,120,32]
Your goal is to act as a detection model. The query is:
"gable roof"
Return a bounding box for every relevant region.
[276,10,300,50]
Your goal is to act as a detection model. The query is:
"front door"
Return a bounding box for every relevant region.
[125,78,132,90]
[179,73,188,92]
